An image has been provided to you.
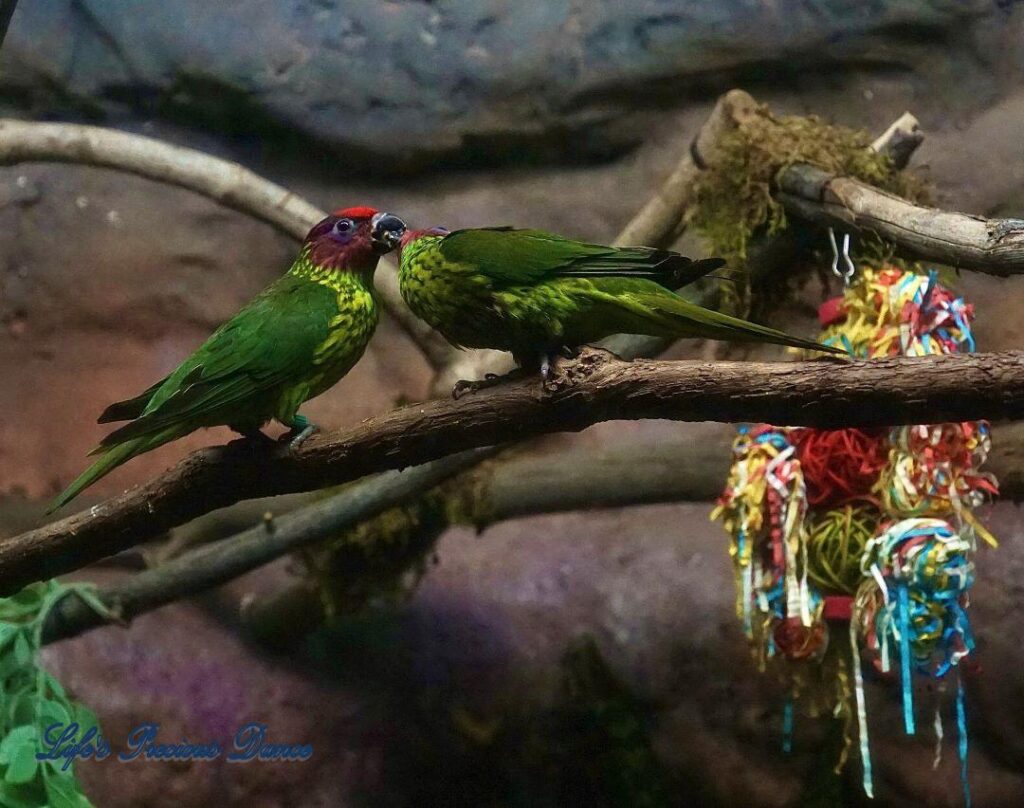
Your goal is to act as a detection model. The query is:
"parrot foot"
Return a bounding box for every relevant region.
[451,370,526,399]
[452,374,498,400]
[538,348,584,395]
[286,424,319,452]
[281,415,320,452]
[539,350,569,383]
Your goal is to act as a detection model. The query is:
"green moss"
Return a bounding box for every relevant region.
[691,107,929,263]
[297,458,517,621]
[299,492,451,619]
[441,458,504,531]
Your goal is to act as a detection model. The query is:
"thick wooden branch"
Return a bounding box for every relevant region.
[478,419,1024,517]
[0,118,452,367]
[40,414,1024,647]
[123,414,1024,562]
[160,416,1024,649]
[777,164,1024,276]
[40,435,725,645]
[44,435,727,647]
[5,348,1024,595]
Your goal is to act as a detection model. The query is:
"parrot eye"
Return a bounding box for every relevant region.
[332,218,354,236]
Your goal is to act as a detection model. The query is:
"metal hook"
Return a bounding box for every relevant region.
[828,227,856,285]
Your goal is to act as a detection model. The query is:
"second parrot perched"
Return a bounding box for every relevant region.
[398,226,842,379]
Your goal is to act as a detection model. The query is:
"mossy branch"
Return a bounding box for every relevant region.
[689,101,929,263]
[40,448,495,644]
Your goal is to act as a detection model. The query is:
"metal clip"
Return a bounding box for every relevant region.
[828,227,856,285]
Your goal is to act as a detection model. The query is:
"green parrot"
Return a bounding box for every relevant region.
[397,226,842,382]
[49,206,407,513]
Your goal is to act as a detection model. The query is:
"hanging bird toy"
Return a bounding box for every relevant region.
[713,258,997,805]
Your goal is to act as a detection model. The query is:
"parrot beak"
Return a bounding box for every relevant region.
[370,212,406,253]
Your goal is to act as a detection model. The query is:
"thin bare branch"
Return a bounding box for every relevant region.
[0,118,452,366]
[41,413,1024,647]
[777,164,1024,276]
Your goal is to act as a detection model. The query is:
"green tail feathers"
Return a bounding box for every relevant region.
[642,291,844,355]
[47,429,182,514]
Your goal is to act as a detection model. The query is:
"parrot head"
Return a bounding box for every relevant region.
[304,206,407,270]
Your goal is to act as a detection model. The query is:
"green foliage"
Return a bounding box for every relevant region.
[0,582,107,808]
[691,107,930,263]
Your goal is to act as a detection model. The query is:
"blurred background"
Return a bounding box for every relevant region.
[2,1,1024,805]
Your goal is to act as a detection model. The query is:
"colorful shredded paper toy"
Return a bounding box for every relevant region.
[713,426,814,648]
[819,267,976,358]
[878,422,999,547]
[713,265,997,806]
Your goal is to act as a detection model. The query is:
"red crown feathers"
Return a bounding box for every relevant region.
[332,206,379,219]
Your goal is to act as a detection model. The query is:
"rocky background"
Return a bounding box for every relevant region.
[2,1,1024,805]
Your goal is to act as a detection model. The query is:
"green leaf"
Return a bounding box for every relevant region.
[7,691,36,727]
[0,586,47,622]
[0,778,45,808]
[0,582,101,806]
[44,767,93,808]
[0,726,35,765]
[0,652,19,680]
[9,586,45,607]
[37,700,71,729]
[3,732,38,784]
[39,673,66,701]
[0,624,18,652]
[72,706,98,733]
[11,633,32,669]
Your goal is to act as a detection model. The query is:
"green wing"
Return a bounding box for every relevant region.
[97,376,170,423]
[438,227,723,288]
[97,275,338,449]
